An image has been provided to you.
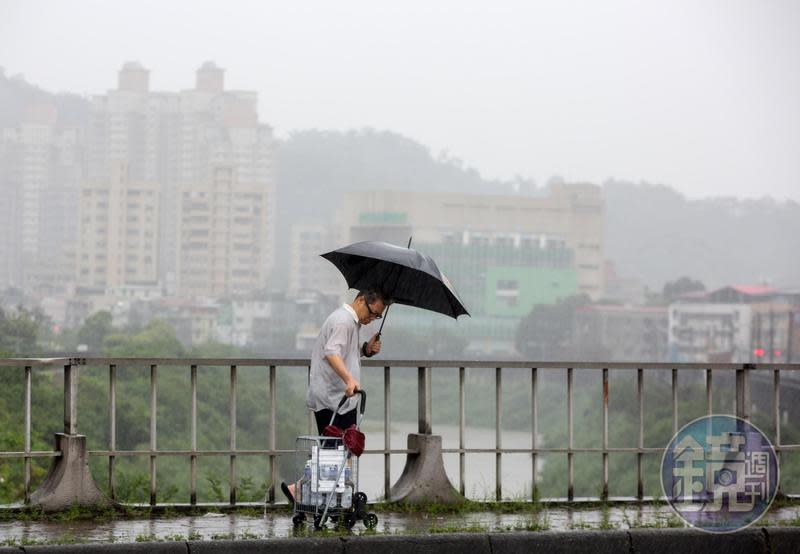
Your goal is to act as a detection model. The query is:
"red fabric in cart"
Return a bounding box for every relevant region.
[323,424,365,457]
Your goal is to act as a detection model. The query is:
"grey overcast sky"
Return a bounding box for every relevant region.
[2,0,798,201]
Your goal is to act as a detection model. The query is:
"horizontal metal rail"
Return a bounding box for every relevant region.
[1,358,798,507]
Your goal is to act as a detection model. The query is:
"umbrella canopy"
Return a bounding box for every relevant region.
[321,241,469,319]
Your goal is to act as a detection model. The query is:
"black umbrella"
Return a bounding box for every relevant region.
[321,240,469,330]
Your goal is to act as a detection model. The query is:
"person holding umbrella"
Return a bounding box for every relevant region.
[306,287,388,430]
[281,287,389,504]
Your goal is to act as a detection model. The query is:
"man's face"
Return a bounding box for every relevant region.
[360,297,386,324]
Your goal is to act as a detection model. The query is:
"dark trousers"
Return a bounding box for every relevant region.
[314,407,357,436]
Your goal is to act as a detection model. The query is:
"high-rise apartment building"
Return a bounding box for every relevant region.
[76,161,159,290]
[176,167,271,297]
[288,223,346,296]
[86,62,276,292]
[0,103,83,291]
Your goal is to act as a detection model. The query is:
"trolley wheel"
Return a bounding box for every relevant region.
[313,514,324,530]
[342,514,357,530]
[354,492,368,516]
[363,512,378,529]
[292,513,306,527]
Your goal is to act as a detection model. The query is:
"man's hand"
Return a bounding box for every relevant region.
[366,334,382,357]
[345,376,360,397]
[325,354,360,396]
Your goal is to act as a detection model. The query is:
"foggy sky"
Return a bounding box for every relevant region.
[2,0,798,201]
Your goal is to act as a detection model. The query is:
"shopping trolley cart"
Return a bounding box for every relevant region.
[291,390,378,530]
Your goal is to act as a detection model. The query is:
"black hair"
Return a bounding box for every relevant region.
[356,288,391,305]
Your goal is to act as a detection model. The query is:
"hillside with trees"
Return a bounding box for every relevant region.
[603,179,800,290]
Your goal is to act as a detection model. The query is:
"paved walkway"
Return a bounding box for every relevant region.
[0,504,798,545]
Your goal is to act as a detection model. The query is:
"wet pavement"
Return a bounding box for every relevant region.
[0,504,798,544]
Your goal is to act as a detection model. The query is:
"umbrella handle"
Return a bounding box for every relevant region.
[372,236,408,342]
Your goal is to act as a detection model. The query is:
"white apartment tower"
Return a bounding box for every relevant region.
[76,161,159,290]
[176,166,271,297]
[0,103,83,291]
[86,62,276,295]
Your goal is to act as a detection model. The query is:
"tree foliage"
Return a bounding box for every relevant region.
[0,306,46,357]
[662,276,706,302]
[102,319,185,357]
[77,310,113,354]
[514,295,590,360]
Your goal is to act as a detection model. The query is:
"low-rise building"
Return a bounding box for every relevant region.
[668,285,797,363]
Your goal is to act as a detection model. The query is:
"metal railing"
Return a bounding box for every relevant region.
[0,357,798,506]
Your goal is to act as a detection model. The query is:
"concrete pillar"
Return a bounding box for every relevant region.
[29,433,111,511]
[389,434,465,505]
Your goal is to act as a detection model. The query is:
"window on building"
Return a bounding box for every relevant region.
[495,279,519,308]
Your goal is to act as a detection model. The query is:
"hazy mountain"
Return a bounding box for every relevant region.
[0,69,88,128]
[272,128,513,285]
[604,179,800,290]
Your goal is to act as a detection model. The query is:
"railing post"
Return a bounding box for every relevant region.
[671,368,678,436]
[774,368,782,498]
[108,364,117,501]
[390,364,463,505]
[495,367,502,501]
[31,359,108,511]
[149,364,157,506]
[418,366,431,434]
[229,365,237,506]
[531,367,538,501]
[567,367,573,501]
[190,364,197,506]
[637,367,643,500]
[64,363,77,434]
[24,365,31,504]
[269,364,276,503]
[384,365,391,500]
[736,365,751,421]
[602,367,608,501]
[459,366,466,496]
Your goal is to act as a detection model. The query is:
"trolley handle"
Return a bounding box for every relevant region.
[336,389,367,415]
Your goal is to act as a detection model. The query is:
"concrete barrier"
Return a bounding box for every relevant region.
[28,434,111,512]
[22,543,187,553]
[628,527,767,554]
[766,527,800,554]
[187,537,343,554]
[388,434,465,505]
[9,527,800,552]
[344,533,491,554]
[488,530,629,554]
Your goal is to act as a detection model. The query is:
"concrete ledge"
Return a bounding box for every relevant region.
[629,527,767,554]
[765,527,800,554]
[344,533,490,554]
[187,538,343,554]
[489,530,629,554]
[10,527,800,552]
[21,544,187,553]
